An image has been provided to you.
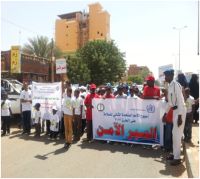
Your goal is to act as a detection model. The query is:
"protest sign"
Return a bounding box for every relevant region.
[93,98,163,145]
[31,82,62,119]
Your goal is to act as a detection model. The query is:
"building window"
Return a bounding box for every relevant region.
[101,33,103,36]
[66,25,68,28]
[97,31,100,34]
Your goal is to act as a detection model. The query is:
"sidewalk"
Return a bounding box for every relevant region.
[183,123,199,178]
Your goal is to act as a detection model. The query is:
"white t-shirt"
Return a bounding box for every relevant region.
[127,95,138,99]
[1,99,11,116]
[115,93,127,99]
[185,95,195,113]
[42,111,51,121]
[50,114,59,132]
[82,105,86,119]
[20,90,32,112]
[56,110,63,121]
[34,110,41,124]
[72,97,83,115]
[62,96,73,115]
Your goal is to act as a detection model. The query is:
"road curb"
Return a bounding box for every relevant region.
[183,142,194,178]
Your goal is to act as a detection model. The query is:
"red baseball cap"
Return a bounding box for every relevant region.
[145,75,155,81]
[90,84,96,89]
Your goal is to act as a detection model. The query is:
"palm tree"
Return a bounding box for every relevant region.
[22,36,63,59]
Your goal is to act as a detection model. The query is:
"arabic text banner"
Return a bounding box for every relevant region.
[31,82,62,119]
[92,98,163,145]
[11,46,21,73]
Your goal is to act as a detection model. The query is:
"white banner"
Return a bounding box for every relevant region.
[31,82,62,120]
[56,58,66,74]
[93,98,164,145]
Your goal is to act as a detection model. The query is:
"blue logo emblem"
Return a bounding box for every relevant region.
[146,104,155,113]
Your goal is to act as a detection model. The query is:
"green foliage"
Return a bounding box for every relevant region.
[67,55,91,85]
[76,40,126,85]
[22,36,64,59]
[127,75,143,84]
[140,68,150,80]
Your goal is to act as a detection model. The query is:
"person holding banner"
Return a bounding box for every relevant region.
[163,69,186,166]
[83,84,99,142]
[115,85,127,99]
[128,85,139,99]
[62,88,73,149]
[20,83,32,135]
[142,75,160,100]
[103,85,115,99]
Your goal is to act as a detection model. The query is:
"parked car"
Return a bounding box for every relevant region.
[1,79,23,115]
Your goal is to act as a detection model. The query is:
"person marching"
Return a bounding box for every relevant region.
[20,82,32,135]
[50,106,60,139]
[162,69,186,166]
[62,87,73,149]
[1,93,12,136]
[83,84,99,142]
[142,75,160,100]
[184,88,195,143]
[72,89,83,142]
[34,103,41,137]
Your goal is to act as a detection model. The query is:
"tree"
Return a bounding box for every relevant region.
[127,75,143,84]
[140,67,151,80]
[22,36,63,59]
[67,55,91,85]
[77,40,126,85]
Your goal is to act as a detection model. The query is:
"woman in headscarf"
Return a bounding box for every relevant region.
[189,74,199,123]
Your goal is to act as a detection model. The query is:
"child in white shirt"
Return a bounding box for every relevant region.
[42,110,51,135]
[184,88,195,142]
[34,103,41,137]
[1,93,12,136]
[72,89,83,141]
[50,106,60,139]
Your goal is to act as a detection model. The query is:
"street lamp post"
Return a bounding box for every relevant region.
[173,26,187,72]
[51,38,55,82]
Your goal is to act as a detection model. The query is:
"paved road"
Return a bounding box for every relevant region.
[1,127,188,178]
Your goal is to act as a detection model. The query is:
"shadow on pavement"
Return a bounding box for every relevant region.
[78,140,187,177]
[6,127,187,177]
[34,147,67,160]
[159,163,186,177]
[8,129,65,145]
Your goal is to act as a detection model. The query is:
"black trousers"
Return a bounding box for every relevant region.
[74,115,82,140]
[1,116,11,134]
[22,111,31,133]
[46,120,51,134]
[86,120,93,140]
[50,131,58,138]
[59,117,65,136]
[35,123,41,136]
[82,119,86,134]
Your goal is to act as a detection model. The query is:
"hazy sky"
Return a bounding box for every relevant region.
[1,0,200,79]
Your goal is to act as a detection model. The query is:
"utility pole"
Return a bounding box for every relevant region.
[197,0,200,55]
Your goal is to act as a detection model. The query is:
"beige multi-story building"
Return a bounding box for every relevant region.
[128,64,150,76]
[55,2,110,53]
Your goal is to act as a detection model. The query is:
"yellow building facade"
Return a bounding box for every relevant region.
[55,2,110,53]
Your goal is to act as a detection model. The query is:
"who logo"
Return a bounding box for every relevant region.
[146,104,155,113]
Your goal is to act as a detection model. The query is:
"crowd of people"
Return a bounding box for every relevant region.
[1,69,199,166]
